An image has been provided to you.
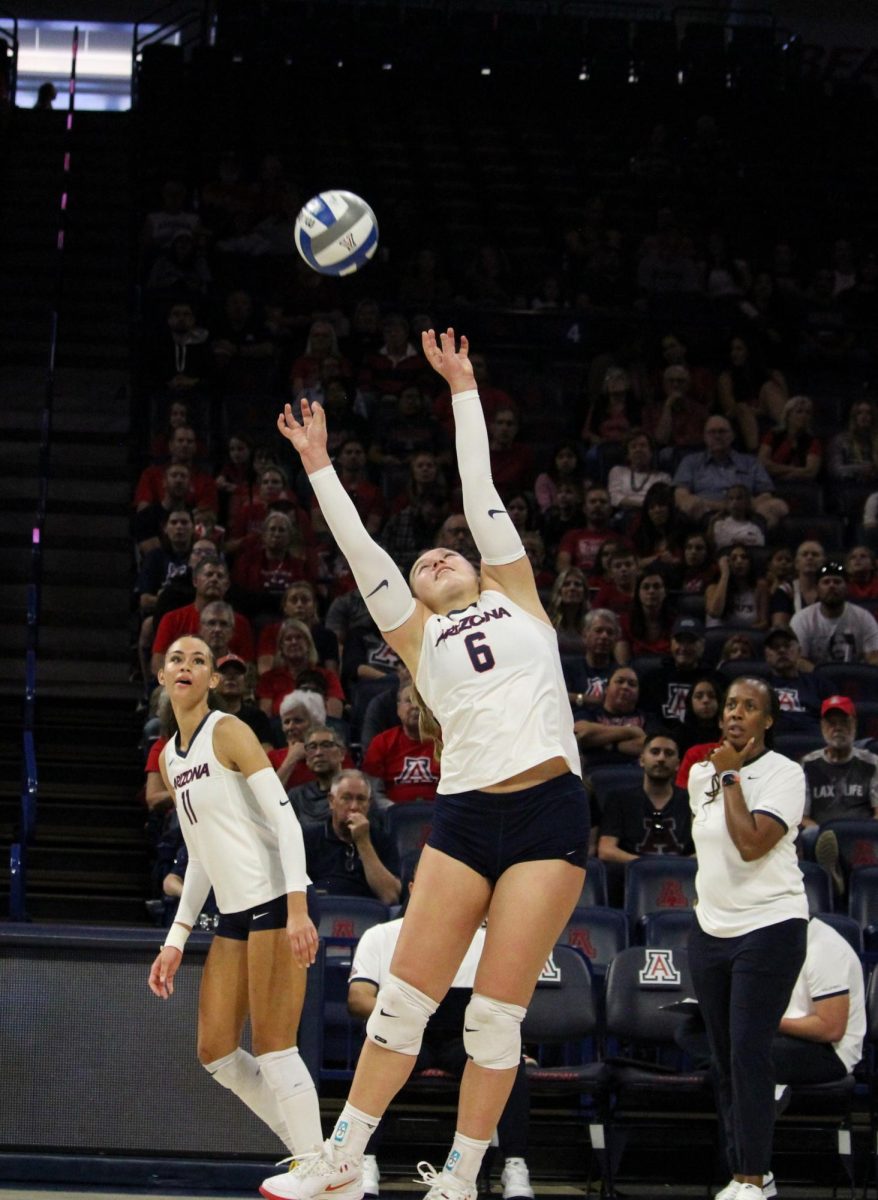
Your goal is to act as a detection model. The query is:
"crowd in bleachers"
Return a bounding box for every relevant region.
[128,78,878,977]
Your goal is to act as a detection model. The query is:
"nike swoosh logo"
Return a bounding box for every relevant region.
[253,911,270,920]
[379,1007,398,1017]
[366,579,389,597]
[487,508,506,518]
[464,1025,478,1032]
[326,1185,350,1192]
[280,797,292,806]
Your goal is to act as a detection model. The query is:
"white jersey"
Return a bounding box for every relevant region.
[783,918,865,1072]
[415,589,581,793]
[162,710,290,913]
[350,917,485,988]
[690,749,808,937]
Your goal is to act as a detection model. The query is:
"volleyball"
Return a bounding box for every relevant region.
[294,190,379,276]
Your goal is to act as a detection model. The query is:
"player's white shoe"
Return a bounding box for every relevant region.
[413,1162,478,1200]
[260,1143,363,1200]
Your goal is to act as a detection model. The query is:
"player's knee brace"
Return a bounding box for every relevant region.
[366,973,438,1055]
[462,993,526,1070]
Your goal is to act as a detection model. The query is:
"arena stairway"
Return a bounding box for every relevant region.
[0,110,150,923]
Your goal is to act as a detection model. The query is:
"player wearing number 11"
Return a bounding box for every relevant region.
[261,330,590,1200]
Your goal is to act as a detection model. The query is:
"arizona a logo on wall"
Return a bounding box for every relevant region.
[638,948,681,986]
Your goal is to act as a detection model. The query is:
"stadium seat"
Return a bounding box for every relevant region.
[582,857,608,908]
[559,904,628,981]
[801,861,833,915]
[848,866,878,951]
[624,857,699,939]
[814,663,878,703]
[642,907,696,950]
[717,658,771,683]
[774,733,824,762]
[384,802,434,861]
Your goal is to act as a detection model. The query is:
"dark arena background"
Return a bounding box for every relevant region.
[3,0,878,1197]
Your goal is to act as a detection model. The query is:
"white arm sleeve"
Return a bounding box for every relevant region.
[451,388,527,566]
[248,766,311,893]
[165,855,212,952]
[308,466,416,632]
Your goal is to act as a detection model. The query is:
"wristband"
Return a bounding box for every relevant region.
[162,923,190,954]
[720,770,740,788]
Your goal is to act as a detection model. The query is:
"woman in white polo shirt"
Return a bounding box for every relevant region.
[688,677,808,1200]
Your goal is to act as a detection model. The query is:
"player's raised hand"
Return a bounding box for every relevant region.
[421,327,475,391]
[277,399,331,472]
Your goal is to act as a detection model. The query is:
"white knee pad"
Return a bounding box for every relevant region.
[366,973,438,1055]
[462,993,526,1070]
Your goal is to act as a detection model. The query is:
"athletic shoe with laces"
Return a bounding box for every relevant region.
[362,1154,380,1199]
[500,1157,534,1200]
[260,1142,363,1200]
[761,1171,777,1198]
[414,1161,478,1200]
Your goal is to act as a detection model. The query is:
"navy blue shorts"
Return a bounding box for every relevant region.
[427,772,590,883]
[216,893,287,940]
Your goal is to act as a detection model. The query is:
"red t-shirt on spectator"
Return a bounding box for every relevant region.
[231,544,319,598]
[676,741,721,788]
[558,527,615,573]
[134,465,218,513]
[361,727,440,805]
[257,665,345,714]
[153,603,255,660]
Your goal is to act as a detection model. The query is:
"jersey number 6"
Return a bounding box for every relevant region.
[464,631,496,673]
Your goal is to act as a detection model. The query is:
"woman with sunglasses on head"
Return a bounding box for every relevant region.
[147,636,320,1164]
[262,329,588,1200]
[688,677,807,1200]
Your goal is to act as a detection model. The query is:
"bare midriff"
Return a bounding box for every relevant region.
[480,755,570,794]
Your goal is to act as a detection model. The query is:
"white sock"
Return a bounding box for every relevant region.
[257,1046,323,1156]
[328,1102,381,1163]
[443,1131,491,1188]
[205,1048,292,1150]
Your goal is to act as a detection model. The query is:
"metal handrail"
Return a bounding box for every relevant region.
[0,5,18,107]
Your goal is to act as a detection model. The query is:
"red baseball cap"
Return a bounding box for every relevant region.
[821,695,856,718]
[216,653,247,671]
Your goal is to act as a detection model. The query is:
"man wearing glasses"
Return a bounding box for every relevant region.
[302,770,401,905]
[285,727,361,825]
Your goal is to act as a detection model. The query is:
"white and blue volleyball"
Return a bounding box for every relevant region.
[294,190,379,276]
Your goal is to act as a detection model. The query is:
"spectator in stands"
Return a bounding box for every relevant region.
[369,384,450,489]
[802,697,878,828]
[151,537,220,630]
[268,690,326,789]
[147,300,212,398]
[33,81,57,110]
[310,438,385,539]
[504,492,540,539]
[213,653,273,749]
[488,406,535,500]
[790,561,878,665]
[770,540,826,628]
[715,334,788,449]
[388,450,446,515]
[149,399,203,463]
[534,441,582,514]
[636,228,702,301]
[136,508,194,617]
[619,570,676,659]
[640,617,719,724]
[673,415,787,529]
[708,485,766,550]
[362,682,440,805]
[290,320,351,395]
[705,543,769,630]
[606,429,671,513]
[257,581,339,676]
[564,609,623,709]
[574,665,647,765]
[677,530,716,595]
[581,366,640,450]
[227,464,309,551]
[360,313,428,402]
[521,530,554,592]
[348,869,535,1200]
[631,481,684,571]
[398,246,454,311]
[651,331,715,408]
[134,425,218,516]
[592,544,638,617]
[257,619,345,718]
[757,395,823,484]
[145,228,212,306]
[845,545,878,602]
[645,364,710,448]
[340,620,404,721]
[380,485,449,577]
[151,557,253,676]
[827,398,878,484]
[134,463,194,556]
[674,677,725,776]
[325,588,374,657]
[555,485,614,574]
[303,770,400,903]
[142,179,200,254]
[211,288,277,395]
[766,545,795,595]
[285,725,354,824]
[433,350,514,436]
[198,600,237,662]
[230,511,318,621]
[215,432,255,527]
[598,731,692,862]
[763,627,834,738]
[800,266,855,368]
[547,567,588,656]
[539,480,584,564]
